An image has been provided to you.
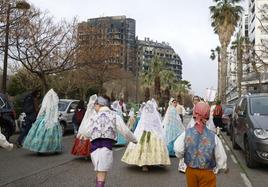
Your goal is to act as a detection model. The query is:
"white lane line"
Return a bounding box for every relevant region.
[114,147,125,152]
[225,145,230,151]
[230,154,238,164]
[240,173,253,187]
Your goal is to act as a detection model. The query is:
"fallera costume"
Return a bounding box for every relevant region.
[121,99,170,167]
[23,89,62,153]
[162,98,185,156]
[85,102,137,172]
[174,102,227,187]
[111,101,127,145]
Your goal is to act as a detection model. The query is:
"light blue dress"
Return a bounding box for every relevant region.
[23,115,62,153]
[163,106,184,156]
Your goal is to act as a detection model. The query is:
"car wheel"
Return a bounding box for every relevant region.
[244,138,258,168]
[60,122,66,136]
[232,129,240,150]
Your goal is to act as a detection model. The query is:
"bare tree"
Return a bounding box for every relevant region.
[6,7,79,92]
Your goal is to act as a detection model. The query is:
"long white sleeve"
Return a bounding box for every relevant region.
[174,132,185,159]
[214,135,227,171]
[115,115,137,143]
[0,131,13,151]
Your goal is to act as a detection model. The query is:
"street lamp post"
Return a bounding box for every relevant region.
[2,0,30,94]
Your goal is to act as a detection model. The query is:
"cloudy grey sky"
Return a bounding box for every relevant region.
[28,0,246,97]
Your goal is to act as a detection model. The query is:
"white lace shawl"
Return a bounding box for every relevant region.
[134,99,165,140]
[77,94,97,137]
[37,89,59,129]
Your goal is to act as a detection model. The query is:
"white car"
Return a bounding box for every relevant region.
[58,99,79,135]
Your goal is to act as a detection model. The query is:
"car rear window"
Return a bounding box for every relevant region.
[58,102,68,111]
[250,97,268,115]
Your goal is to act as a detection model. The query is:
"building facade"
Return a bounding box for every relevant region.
[137,38,182,80]
[243,0,268,93]
[226,0,268,103]
[78,16,137,73]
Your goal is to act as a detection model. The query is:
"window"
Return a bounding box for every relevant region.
[250,97,268,115]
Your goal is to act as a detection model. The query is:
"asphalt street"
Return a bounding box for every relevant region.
[0,116,258,187]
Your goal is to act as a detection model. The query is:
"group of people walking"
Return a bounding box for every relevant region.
[0,88,228,187]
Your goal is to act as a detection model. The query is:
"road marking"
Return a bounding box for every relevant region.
[230,154,238,164]
[114,147,125,152]
[240,173,253,187]
[225,145,230,151]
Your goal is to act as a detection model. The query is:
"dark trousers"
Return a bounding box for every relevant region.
[179,114,184,123]
[17,115,36,145]
[213,116,222,128]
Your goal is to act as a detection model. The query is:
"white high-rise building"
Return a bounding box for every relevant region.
[243,0,268,93]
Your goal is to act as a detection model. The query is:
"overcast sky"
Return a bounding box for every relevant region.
[28,0,246,97]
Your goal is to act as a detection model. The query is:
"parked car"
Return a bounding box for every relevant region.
[0,93,16,141]
[58,99,79,135]
[232,93,268,168]
[222,104,235,135]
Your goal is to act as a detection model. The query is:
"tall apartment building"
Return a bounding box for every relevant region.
[137,38,182,80]
[78,16,137,73]
[245,0,268,92]
[226,14,249,103]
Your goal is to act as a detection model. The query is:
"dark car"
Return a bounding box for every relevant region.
[232,93,268,168]
[0,93,16,141]
[222,104,234,135]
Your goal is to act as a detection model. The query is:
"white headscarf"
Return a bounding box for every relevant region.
[77,94,97,137]
[134,99,165,140]
[37,89,59,129]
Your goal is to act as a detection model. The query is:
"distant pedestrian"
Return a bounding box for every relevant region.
[17,89,40,147]
[176,99,186,123]
[23,89,62,153]
[174,102,227,187]
[72,100,86,134]
[213,100,223,130]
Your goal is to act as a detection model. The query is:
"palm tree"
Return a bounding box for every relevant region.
[161,70,177,106]
[210,46,221,99]
[140,57,167,101]
[210,0,243,103]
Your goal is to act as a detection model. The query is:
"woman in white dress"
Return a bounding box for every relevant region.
[122,99,170,171]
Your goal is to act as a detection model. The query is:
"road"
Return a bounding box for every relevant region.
[0,115,258,187]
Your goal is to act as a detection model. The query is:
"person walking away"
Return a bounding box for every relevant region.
[23,89,62,153]
[80,96,137,187]
[17,89,40,147]
[174,102,227,187]
[122,99,170,172]
[213,100,223,134]
[72,100,86,134]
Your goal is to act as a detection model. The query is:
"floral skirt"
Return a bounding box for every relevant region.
[23,117,62,153]
[121,131,170,166]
